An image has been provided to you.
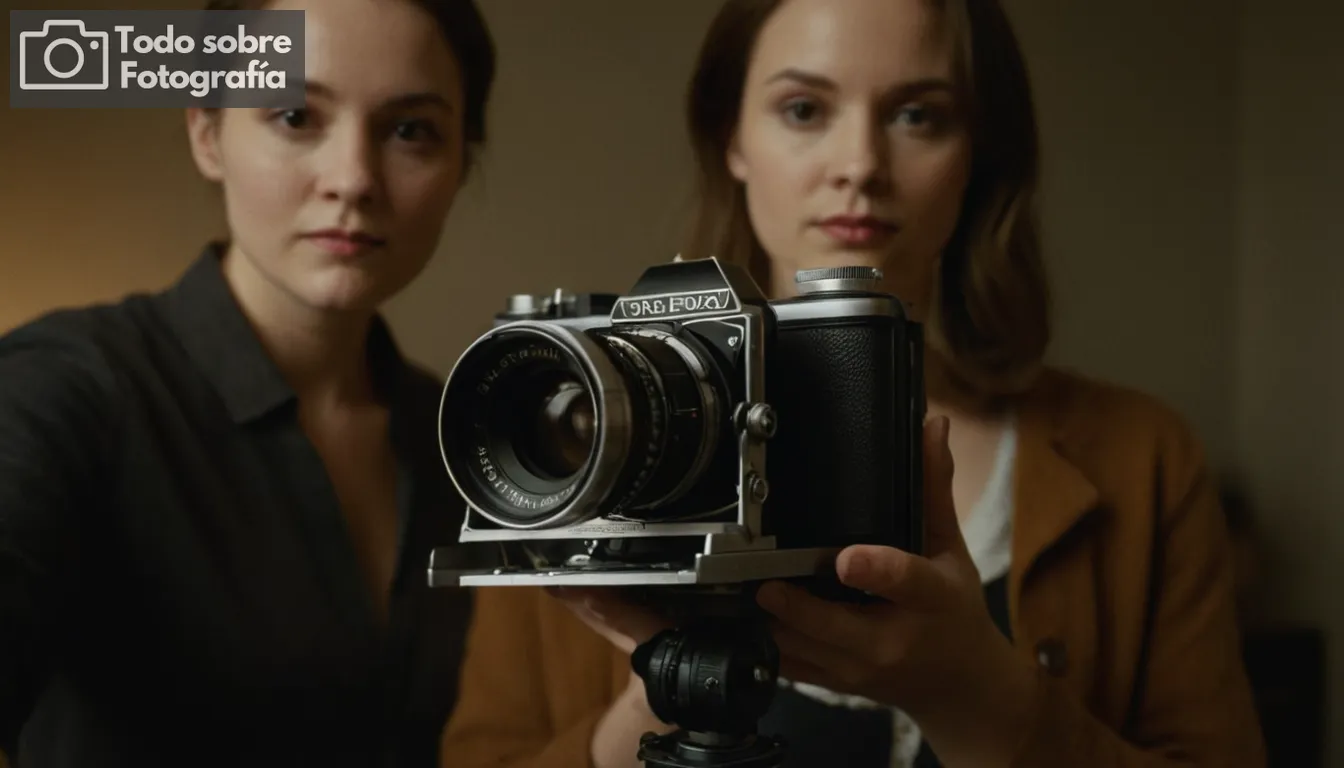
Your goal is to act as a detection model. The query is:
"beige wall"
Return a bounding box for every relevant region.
[2,0,1341,762]
[1233,0,1344,760]
[1007,0,1242,467]
[381,0,724,371]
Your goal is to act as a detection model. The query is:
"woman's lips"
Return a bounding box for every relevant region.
[816,216,899,247]
[302,229,386,257]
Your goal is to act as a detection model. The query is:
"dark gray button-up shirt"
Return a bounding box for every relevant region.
[0,243,474,767]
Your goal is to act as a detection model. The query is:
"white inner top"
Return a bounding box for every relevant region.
[782,412,1019,767]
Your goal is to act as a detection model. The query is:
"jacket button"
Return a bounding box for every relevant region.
[1034,638,1069,677]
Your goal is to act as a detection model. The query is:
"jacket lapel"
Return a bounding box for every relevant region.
[1007,371,1100,629]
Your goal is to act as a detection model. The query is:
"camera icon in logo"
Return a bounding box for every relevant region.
[19,20,110,90]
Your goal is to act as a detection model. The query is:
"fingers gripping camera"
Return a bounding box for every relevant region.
[429,258,926,588]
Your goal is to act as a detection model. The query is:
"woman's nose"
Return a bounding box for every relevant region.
[829,113,891,195]
[317,125,380,207]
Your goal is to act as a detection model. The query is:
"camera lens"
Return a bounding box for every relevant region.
[522,378,595,478]
[439,321,723,530]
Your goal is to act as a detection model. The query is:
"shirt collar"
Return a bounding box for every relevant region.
[161,241,410,425]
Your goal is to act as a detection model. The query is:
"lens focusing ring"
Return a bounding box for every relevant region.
[596,328,722,520]
[620,329,720,511]
[596,333,669,511]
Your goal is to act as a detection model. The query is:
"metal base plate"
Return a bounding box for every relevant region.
[427,547,840,588]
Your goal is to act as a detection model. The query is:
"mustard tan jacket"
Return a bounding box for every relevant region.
[439,367,1267,767]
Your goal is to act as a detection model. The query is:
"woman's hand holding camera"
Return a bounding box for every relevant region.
[754,415,1043,766]
[547,417,1043,767]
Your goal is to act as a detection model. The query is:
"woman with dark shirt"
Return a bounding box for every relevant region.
[0,0,494,765]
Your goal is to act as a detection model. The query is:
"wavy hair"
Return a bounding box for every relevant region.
[684,0,1050,398]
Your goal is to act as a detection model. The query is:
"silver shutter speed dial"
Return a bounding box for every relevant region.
[793,266,885,295]
[504,294,538,316]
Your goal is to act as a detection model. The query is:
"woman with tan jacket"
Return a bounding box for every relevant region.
[440,0,1267,765]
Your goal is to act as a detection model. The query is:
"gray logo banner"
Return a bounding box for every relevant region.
[10,9,305,109]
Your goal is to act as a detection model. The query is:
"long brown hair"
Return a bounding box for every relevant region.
[684,0,1050,399]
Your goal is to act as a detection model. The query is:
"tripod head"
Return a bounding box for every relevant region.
[631,617,787,768]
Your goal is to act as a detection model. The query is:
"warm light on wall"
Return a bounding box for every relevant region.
[0,107,226,335]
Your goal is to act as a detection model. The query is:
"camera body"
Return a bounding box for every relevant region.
[429,257,925,588]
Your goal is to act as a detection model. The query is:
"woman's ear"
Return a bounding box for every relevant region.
[185,108,224,182]
[726,130,748,182]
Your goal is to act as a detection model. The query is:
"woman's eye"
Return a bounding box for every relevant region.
[393,119,441,144]
[273,108,309,129]
[898,106,927,125]
[781,98,823,126]
[893,104,945,132]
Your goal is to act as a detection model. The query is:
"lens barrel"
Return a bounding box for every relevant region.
[439,321,721,529]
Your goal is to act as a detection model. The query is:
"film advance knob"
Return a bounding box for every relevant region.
[504,293,538,316]
[794,266,884,295]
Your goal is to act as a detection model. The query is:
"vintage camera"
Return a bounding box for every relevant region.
[428,257,926,590]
